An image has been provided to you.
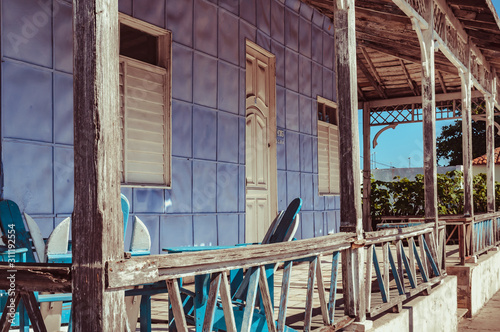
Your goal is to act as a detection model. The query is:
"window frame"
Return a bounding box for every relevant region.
[119,13,172,188]
[317,96,340,196]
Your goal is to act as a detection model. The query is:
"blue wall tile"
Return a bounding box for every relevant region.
[240,0,256,25]
[312,103,318,136]
[194,0,218,56]
[325,196,335,210]
[271,41,285,87]
[238,166,245,212]
[314,212,324,237]
[299,95,312,134]
[276,85,286,128]
[192,160,217,212]
[239,214,245,243]
[133,189,165,213]
[134,215,160,254]
[219,10,239,66]
[334,195,341,209]
[220,0,239,15]
[284,8,298,51]
[256,0,271,36]
[218,62,240,114]
[218,214,239,245]
[300,173,313,211]
[193,105,217,160]
[323,68,333,100]
[54,73,73,145]
[239,20,257,68]
[172,100,193,158]
[285,0,301,12]
[323,32,334,70]
[239,117,245,163]
[171,43,193,102]
[193,52,217,108]
[311,61,323,99]
[285,90,299,131]
[312,8,324,27]
[286,171,300,205]
[284,49,298,92]
[119,0,132,15]
[2,0,53,68]
[217,112,239,163]
[299,2,313,20]
[3,141,53,214]
[300,135,312,173]
[311,25,322,63]
[217,163,239,212]
[256,30,271,52]
[299,18,311,58]
[277,134,286,170]
[239,68,246,115]
[34,217,55,239]
[312,136,318,172]
[299,56,312,97]
[270,1,284,44]
[169,158,192,213]
[323,17,334,36]
[167,0,193,47]
[54,1,73,73]
[194,214,218,246]
[300,212,314,239]
[160,215,193,247]
[313,176,324,210]
[277,170,287,211]
[285,131,300,171]
[54,147,74,214]
[133,0,165,27]
[2,61,52,142]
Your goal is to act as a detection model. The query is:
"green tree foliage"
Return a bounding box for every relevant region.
[436,120,500,166]
[370,171,499,225]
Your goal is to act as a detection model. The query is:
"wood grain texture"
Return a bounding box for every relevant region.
[166,279,188,331]
[315,258,330,325]
[304,258,317,331]
[20,292,47,332]
[258,266,277,332]
[72,0,126,330]
[202,273,221,332]
[278,261,292,332]
[219,271,237,332]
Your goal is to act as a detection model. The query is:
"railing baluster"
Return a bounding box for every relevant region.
[258,266,277,332]
[409,237,416,284]
[365,246,374,312]
[277,261,292,332]
[395,240,405,294]
[241,267,260,332]
[383,243,390,302]
[387,245,404,295]
[400,241,416,288]
[219,271,237,332]
[372,245,388,303]
[304,257,317,332]
[315,256,330,325]
[413,239,428,282]
[422,236,440,277]
[418,234,428,277]
[202,273,222,332]
[166,279,188,332]
[328,251,340,325]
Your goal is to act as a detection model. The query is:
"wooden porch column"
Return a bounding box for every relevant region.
[362,103,372,231]
[413,0,438,228]
[72,1,126,331]
[460,44,474,216]
[486,75,496,212]
[334,0,366,323]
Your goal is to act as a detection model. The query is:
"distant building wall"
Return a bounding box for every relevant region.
[372,166,464,182]
[0,0,341,253]
[472,165,500,182]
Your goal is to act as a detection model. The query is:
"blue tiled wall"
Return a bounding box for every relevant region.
[0,0,340,254]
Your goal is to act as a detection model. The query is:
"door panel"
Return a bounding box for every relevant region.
[245,42,277,243]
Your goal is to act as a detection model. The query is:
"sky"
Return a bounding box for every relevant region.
[359,0,500,170]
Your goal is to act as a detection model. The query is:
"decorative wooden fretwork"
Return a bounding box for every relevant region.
[406,0,426,18]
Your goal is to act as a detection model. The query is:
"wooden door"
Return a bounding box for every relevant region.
[245,41,277,243]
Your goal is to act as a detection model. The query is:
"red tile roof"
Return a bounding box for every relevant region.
[472,147,500,165]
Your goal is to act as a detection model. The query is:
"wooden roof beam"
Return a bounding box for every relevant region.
[357,54,388,99]
[360,46,385,88]
[437,70,448,94]
[399,59,419,96]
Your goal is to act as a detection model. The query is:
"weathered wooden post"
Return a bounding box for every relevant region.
[363,103,372,232]
[486,73,497,213]
[72,0,126,330]
[460,40,474,217]
[334,0,368,326]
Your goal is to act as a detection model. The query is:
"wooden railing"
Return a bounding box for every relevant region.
[443,212,500,265]
[364,223,445,317]
[0,224,448,331]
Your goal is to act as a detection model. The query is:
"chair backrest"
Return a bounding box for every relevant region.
[130,216,151,253]
[0,200,36,263]
[267,197,302,244]
[46,217,71,259]
[121,194,130,238]
[24,212,47,263]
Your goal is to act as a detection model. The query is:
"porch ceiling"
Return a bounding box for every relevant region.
[301,0,500,103]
